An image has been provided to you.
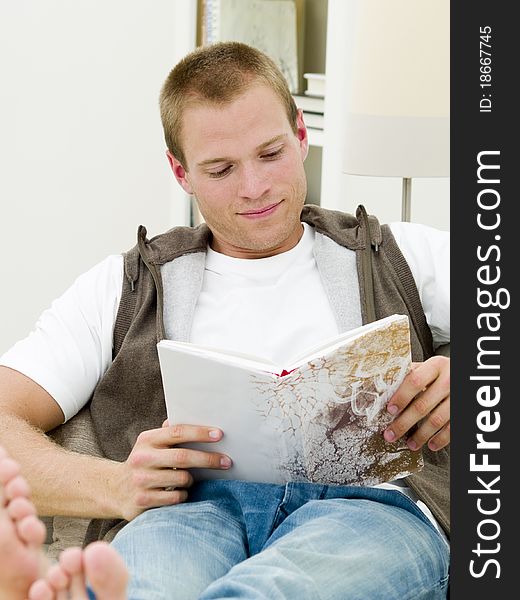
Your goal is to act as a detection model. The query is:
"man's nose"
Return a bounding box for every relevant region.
[237,163,270,200]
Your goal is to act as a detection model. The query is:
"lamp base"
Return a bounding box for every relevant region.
[401,178,412,222]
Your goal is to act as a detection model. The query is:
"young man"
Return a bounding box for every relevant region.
[0,42,450,598]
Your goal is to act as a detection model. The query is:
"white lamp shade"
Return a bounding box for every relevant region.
[342,0,450,178]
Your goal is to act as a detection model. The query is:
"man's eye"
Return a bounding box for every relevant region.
[261,148,283,159]
[209,165,232,178]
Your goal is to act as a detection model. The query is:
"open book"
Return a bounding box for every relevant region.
[157,314,423,486]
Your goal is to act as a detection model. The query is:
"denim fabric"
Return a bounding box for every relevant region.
[109,481,449,600]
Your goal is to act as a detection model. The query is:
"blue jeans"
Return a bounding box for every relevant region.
[109,481,449,599]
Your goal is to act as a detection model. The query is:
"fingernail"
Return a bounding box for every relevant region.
[220,456,232,468]
[407,439,418,451]
[209,430,221,439]
[428,440,437,451]
[384,429,395,442]
[387,404,398,415]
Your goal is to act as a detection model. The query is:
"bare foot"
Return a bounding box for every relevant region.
[29,542,128,600]
[0,445,128,600]
[0,446,47,600]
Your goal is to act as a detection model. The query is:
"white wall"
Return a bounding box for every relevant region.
[0,1,195,353]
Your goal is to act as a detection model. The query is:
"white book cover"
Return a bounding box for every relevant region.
[157,314,423,486]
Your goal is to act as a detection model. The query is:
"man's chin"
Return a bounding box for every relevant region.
[211,234,284,258]
[232,228,303,258]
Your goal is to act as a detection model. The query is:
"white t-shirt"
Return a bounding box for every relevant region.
[1,221,449,422]
[190,224,341,365]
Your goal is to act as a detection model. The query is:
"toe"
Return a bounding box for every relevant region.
[28,579,55,600]
[7,496,36,521]
[59,547,83,574]
[46,563,70,591]
[5,474,31,502]
[59,547,89,600]
[84,542,128,600]
[16,514,47,547]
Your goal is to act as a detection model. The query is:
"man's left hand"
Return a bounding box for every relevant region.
[383,356,450,452]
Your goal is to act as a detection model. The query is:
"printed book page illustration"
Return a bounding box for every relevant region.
[157,314,423,486]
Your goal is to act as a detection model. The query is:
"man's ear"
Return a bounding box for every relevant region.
[295,109,309,162]
[166,150,193,195]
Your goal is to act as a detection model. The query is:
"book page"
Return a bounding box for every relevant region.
[286,314,405,368]
[158,339,279,373]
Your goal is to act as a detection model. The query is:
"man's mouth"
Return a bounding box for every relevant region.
[238,201,283,218]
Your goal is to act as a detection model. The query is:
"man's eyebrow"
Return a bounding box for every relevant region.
[256,133,287,151]
[196,134,288,167]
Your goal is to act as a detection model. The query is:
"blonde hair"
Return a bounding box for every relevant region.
[159,42,298,168]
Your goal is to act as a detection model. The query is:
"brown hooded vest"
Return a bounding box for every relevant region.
[54,205,449,545]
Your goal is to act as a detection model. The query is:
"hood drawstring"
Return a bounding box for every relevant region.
[356,205,379,324]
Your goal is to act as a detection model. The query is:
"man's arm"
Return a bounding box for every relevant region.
[0,366,127,518]
[0,366,232,522]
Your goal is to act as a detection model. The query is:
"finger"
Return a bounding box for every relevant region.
[129,446,232,470]
[169,447,232,470]
[405,397,450,450]
[384,382,449,444]
[426,422,451,451]
[387,356,449,415]
[134,488,189,510]
[135,424,224,448]
[131,467,194,490]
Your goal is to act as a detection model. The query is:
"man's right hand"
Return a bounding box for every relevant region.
[117,423,232,522]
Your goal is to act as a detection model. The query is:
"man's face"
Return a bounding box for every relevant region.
[168,84,309,258]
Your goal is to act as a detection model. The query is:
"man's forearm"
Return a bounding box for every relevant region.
[0,414,124,519]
